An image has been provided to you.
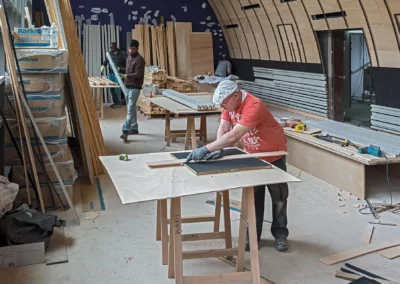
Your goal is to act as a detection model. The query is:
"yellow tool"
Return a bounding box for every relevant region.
[118,154,129,161]
[292,123,307,133]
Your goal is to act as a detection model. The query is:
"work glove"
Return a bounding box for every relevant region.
[205,149,224,160]
[120,74,127,79]
[101,65,105,72]
[184,146,210,164]
[117,67,121,72]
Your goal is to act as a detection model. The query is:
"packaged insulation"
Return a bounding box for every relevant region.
[13,27,57,49]
[16,49,68,73]
[12,160,77,186]
[6,73,64,93]
[5,139,72,166]
[5,91,65,118]
[16,185,73,210]
[5,117,68,143]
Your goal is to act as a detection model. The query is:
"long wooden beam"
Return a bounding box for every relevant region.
[147,151,288,168]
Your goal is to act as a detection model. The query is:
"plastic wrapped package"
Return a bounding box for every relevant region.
[12,160,77,187]
[16,49,68,73]
[5,117,68,143]
[5,91,65,118]
[5,73,64,93]
[5,139,72,166]
[0,176,19,218]
[14,26,58,49]
[16,185,73,210]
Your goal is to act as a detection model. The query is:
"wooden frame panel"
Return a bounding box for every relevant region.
[208,0,236,58]
[214,0,247,58]
[302,0,329,31]
[229,0,260,59]
[383,0,400,56]
[251,0,281,60]
[361,0,400,67]
[239,0,270,60]
[319,0,347,30]
[278,24,298,62]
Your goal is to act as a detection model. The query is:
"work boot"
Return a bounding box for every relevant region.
[111,104,122,109]
[120,131,128,141]
[110,103,116,108]
[275,237,288,252]
[128,129,139,135]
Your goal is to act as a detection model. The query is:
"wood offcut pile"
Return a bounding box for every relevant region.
[45,0,106,182]
[137,69,196,119]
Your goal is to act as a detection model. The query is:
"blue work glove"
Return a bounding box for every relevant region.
[184,146,210,164]
[205,149,224,160]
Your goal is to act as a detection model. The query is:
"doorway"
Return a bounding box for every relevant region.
[317,29,372,125]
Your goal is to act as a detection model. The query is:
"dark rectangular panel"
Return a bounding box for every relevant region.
[225,24,239,29]
[185,158,272,176]
[312,11,347,20]
[371,67,400,109]
[171,148,246,160]
[241,4,260,10]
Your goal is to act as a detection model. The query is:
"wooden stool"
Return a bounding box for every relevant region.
[156,191,224,265]
[167,187,260,283]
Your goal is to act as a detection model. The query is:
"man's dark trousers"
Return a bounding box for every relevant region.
[253,156,289,240]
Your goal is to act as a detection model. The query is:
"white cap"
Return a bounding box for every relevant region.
[213,80,239,105]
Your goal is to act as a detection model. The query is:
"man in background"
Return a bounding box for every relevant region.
[120,40,145,141]
[214,59,232,77]
[101,42,127,108]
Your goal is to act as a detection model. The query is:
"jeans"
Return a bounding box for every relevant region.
[122,88,140,132]
[108,73,121,104]
[253,157,289,240]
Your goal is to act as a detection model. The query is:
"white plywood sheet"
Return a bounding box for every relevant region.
[100,152,300,205]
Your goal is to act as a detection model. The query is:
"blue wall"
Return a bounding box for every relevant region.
[34,0,229,68]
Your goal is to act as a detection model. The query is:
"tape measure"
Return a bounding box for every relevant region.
[118,154,128,161]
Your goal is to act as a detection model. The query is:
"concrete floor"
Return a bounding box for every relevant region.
[1,105,400,284]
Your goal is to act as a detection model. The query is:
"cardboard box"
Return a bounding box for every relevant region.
[12,160,77,186]
[5,139,72,166]
[6,73,64,93]
[5,91,65,118]
[5,117,68,143]
[16,49,68,73]
[0,243,45,269]
[14,27,54,48]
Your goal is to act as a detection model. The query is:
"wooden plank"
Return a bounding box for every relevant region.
[143,25,151,66]
[160,199,168,265]
[182,248,238,259]
[175,22,192,78]
[166,22,177,77]
[379,245,400,259]
[222,191,232,257]
[183,272,252,284]
[363,224,374,244]
[246,187,261,283]
[173,198,183,283]
[320,239,400,265]
[187,33,214,77]
[182,232,226,242]
[147,151,288,168]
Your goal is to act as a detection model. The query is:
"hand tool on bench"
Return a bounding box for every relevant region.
[291,122,306,133]
[312,134,350,147]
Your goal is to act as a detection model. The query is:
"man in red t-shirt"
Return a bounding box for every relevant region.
[185,80,289,252]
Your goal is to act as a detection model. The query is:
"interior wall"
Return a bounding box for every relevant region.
[209,0,400,108]
[33,0,230,68]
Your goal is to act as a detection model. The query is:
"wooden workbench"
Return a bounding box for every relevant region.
[285,131,400,199]
[100,152,299,283]
[148,93,221,149]
[89,76,120,119]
